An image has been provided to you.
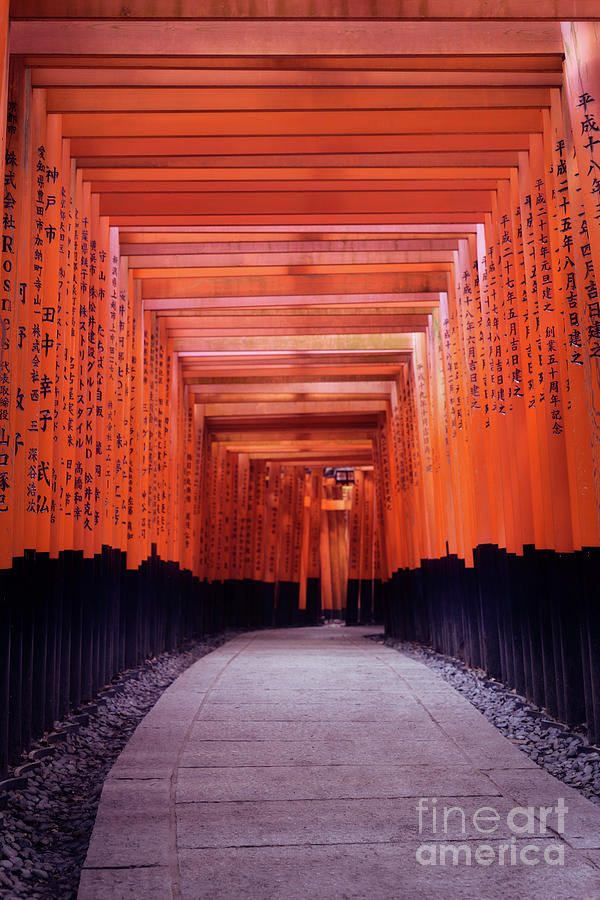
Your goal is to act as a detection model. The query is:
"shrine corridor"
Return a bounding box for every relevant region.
[4,2,600,897]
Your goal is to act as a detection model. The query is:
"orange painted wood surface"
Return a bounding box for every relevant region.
[1,10,600,616]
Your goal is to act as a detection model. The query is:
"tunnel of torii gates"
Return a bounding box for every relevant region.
[1,2,600,774]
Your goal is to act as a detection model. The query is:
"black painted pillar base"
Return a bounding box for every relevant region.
[384,544,600,741]
[0,548,238,776]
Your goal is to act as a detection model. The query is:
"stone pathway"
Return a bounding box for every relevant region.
[78,626,600,899]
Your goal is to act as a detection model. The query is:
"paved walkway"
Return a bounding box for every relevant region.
[79,626,600,899]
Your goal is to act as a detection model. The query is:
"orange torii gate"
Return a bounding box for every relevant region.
[1,5,600,776]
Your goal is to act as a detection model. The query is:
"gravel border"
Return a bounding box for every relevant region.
[369,634,600,807]
[0,630,243,900]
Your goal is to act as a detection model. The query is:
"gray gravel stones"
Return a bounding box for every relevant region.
[374,634,600,806]
[0,631,239,899]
